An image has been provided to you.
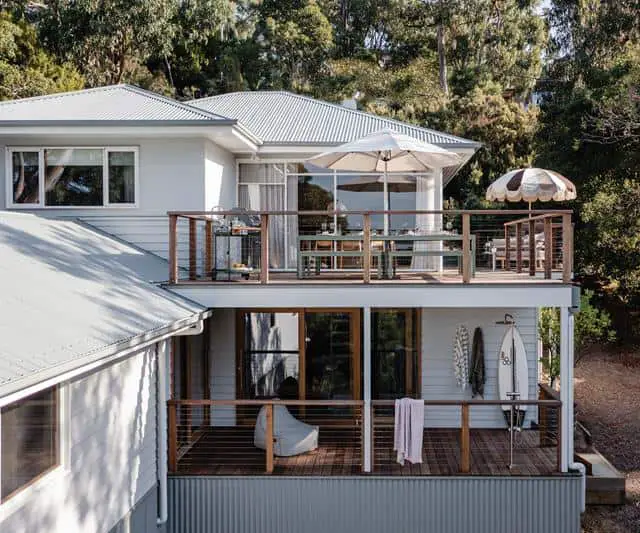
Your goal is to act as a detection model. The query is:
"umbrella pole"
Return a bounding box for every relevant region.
[383,159,389,235]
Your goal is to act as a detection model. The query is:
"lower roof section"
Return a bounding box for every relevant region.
[166,283,577,309]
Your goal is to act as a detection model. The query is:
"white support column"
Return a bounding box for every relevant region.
[559,306,574,472]
[363,306,372,473]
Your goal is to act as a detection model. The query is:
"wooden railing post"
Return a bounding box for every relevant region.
[460,402,470,473]
[260,214,270,284]
[504,224,511,271]
[362,213,371,284]
[562,214,572,283]
[204,219,213,276]
[515,222,523,273]
[169,215,178,283]
[189,218,197,280]
[528,218,536,276]
[265,403,274,473]
[168,402,177,473]
[462,213,471,283]
[544,217,553,279]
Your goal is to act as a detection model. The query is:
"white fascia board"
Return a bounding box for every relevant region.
[167,284,574,309]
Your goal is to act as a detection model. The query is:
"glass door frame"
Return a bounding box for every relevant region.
[235,308,362,402]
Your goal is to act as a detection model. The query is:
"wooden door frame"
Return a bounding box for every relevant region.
[234,308,422,402]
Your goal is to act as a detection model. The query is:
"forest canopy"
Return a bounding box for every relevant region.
[1,0,639,337]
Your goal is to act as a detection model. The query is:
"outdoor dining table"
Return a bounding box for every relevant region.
[297,234,385,278]
[297,233,476,279]
[374,233,476,278]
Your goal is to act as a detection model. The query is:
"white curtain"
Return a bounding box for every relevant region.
[238,164,287,269]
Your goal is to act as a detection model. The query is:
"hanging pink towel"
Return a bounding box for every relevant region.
[393,398,424,465]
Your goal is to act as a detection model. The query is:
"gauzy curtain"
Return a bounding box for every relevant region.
[238,164,286,269]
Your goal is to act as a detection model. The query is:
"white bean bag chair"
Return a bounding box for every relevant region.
[254,405,319,457]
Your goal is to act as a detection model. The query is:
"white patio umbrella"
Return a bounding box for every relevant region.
[486,168,577,211]
[309,129,461,233]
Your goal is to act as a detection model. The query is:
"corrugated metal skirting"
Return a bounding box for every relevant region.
[168,476,582,533]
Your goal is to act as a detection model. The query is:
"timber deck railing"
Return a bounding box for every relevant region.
[167,209,574,285]
[167,398,562,477]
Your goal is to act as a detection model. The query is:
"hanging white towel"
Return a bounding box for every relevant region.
[393,398,424,465]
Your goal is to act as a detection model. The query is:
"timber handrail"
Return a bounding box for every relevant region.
[167,209,573,284]
[169,208,573,218]
[168,398,563,476]
[168,398,365,406]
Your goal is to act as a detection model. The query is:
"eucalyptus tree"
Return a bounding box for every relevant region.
[0,11,83,100]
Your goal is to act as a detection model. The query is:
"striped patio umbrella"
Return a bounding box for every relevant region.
[486,168,577,208]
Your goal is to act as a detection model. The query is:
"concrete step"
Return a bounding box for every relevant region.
[575,450,626,505]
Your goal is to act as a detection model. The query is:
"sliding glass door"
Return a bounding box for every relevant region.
[236,308,420,406]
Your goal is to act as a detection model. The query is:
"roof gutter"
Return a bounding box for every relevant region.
[0,309,212,407]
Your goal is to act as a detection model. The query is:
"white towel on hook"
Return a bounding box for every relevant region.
[393,398,424,465]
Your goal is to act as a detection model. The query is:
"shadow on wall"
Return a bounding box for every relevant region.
[1,346,158,533]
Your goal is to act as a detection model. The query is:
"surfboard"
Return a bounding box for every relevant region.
[497,325,529,412]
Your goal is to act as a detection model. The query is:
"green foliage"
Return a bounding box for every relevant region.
[0,12,83,100]
[581,180,640,306]
[254,0,333,91]
[538,290,615,384]
[38,0,177,87]
[426,84,538,206]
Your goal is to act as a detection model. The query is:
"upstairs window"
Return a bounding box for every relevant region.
[1,387,59,502]
[7,147,138,208]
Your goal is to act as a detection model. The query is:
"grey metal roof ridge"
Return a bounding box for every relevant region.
[0,83,235,122]
[120,84,233,121]
[188,90,480,147]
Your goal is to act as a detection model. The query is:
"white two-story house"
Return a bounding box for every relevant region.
[0,85,584,533]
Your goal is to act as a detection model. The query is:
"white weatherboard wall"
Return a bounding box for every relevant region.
[0,135,237,268]
[205,139,237,210]
[0,345,158,533]
[421,308,538,428]
[202,308,537,429]
[209,309,236,426]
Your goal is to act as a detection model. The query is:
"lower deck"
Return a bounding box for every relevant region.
[175,426,558,477]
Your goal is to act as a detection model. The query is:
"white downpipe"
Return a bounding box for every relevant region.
[569,461,587,512]
[177,319,204,336]
[363,306,372,472]
[559,306,574,473]
[156,340,169,526]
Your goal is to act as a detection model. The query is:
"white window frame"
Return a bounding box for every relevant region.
[5,146,139,209]
[0,384,68,516]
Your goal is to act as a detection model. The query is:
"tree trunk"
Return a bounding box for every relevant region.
[437,23,449,95]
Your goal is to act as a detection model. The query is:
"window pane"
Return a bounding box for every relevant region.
[11,151,40,204]
[44,148,103,206]
[372,309,419,403]
[1,387,58,501]
[298,174,334,235]
[241,312,299,399]
[108,151,135,204]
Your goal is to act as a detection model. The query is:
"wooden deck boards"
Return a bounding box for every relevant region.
[175,427,558,477]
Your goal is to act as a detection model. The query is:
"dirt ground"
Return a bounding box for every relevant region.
[576,346,640,533]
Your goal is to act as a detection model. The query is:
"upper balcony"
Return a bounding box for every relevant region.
[167,209,573,286]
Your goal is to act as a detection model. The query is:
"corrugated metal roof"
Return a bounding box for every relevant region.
[0,84,231,122]
[189,91,480,147]
[0,212,205,399]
